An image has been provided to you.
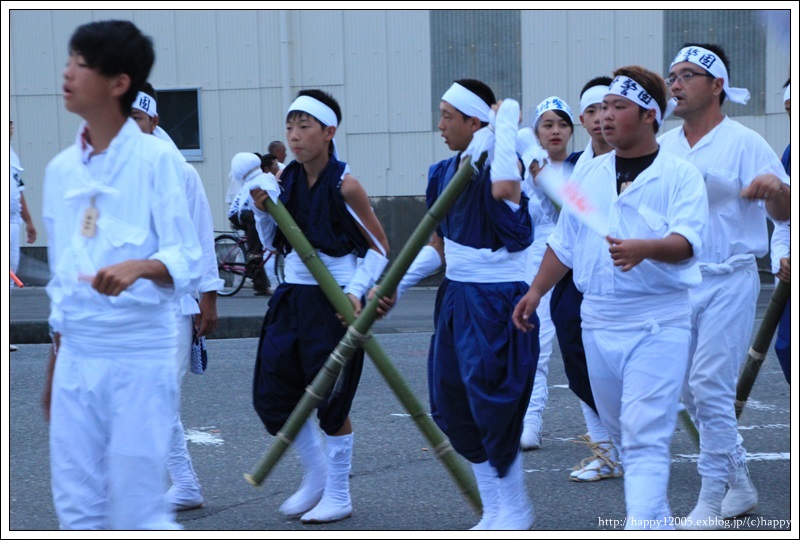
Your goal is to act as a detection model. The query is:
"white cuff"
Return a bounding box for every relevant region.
[396,245,442,300]
[344,248,389,299]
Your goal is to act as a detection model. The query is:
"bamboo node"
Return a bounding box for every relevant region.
[304,385,323,400]
[748,347,766,361]
[433,439,452,458]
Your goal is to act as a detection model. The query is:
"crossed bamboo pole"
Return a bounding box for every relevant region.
[244,154,487,513]
[678,279,790,446]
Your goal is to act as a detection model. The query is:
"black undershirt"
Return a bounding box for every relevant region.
[615,149,659,194]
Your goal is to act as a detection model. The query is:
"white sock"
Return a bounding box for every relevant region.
[470,461,500,530]
[279,420,327,517]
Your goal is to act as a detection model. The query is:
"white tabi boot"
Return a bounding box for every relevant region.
[721,461,758,518]
[677,478,726,530]
[469,460,500,530]
[495,453,535,530]
[301,433,353,523]
[279,420,327,517]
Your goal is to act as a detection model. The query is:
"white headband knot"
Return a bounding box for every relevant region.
[670,46,750,105]
[579,85,609,114]
[607,75,676,126]
[441,82,492,123]
[784,84,791,104]
[534,96,573,127]
[132,91,157,117]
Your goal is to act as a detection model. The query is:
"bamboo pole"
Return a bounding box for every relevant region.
[245,154,486,513]
[735,279,790,419]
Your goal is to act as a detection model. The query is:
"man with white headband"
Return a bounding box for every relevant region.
[658,43,791,529]
[546,76,622,484]
[513,65,708,529]
[249,89,390,524]
[379,79,537,530]
[131,83,223,513]
[42,20,201,530]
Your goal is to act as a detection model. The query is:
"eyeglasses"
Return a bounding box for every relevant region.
[665,72,716,86]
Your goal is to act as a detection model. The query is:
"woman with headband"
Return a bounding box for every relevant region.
[249,89,390,524]
[514,65,708,529]
[518,96,577,453]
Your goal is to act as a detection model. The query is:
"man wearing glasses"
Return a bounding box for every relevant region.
[658,43,790,530]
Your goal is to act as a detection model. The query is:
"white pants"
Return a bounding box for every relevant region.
[682,265,759,482]
[584,321,690,522]
[526,288,554,418]
[168,314,196,486]
[10,221,20,285]
[50,316,180,530]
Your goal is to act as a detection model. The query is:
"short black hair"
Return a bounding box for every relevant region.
[580,76,613,97]
[260,153,277,171]
[69,20,155,116]
[681,43,730,105]
[140,82,157,101]
[287,89,342,126]
[453,79,496,126]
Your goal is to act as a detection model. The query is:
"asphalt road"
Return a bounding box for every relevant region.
[6,286,795,534]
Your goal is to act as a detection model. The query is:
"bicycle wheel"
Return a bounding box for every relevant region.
[215,234,247,296]
[273,252,286,285]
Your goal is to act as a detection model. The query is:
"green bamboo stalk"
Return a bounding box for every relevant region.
[245,154,486,513]
[735,279,790,419]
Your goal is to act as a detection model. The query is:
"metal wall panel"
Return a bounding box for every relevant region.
[521,9,570,119]
[764,11,791,115]
[430,10,522,130]
[344,10,389,134]
[387,10,432,134]
[388,132,435,197]
[294,10,344,87]
[134,10,178,87]
[348,132,390,197]
[256,10,284,90]
[215,10,262,90]
[10,10,58,95]
[616,10,663,73]
[173,10,220,90]
[258,86,290,153]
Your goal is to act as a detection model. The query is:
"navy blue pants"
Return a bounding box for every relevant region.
[550,270,597,413]
[429,279,538,477]
[253,284,364,436]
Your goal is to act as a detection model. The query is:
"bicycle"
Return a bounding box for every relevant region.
[214,230,285,297]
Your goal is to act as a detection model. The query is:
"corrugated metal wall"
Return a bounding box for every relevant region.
[7,9,792,250]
